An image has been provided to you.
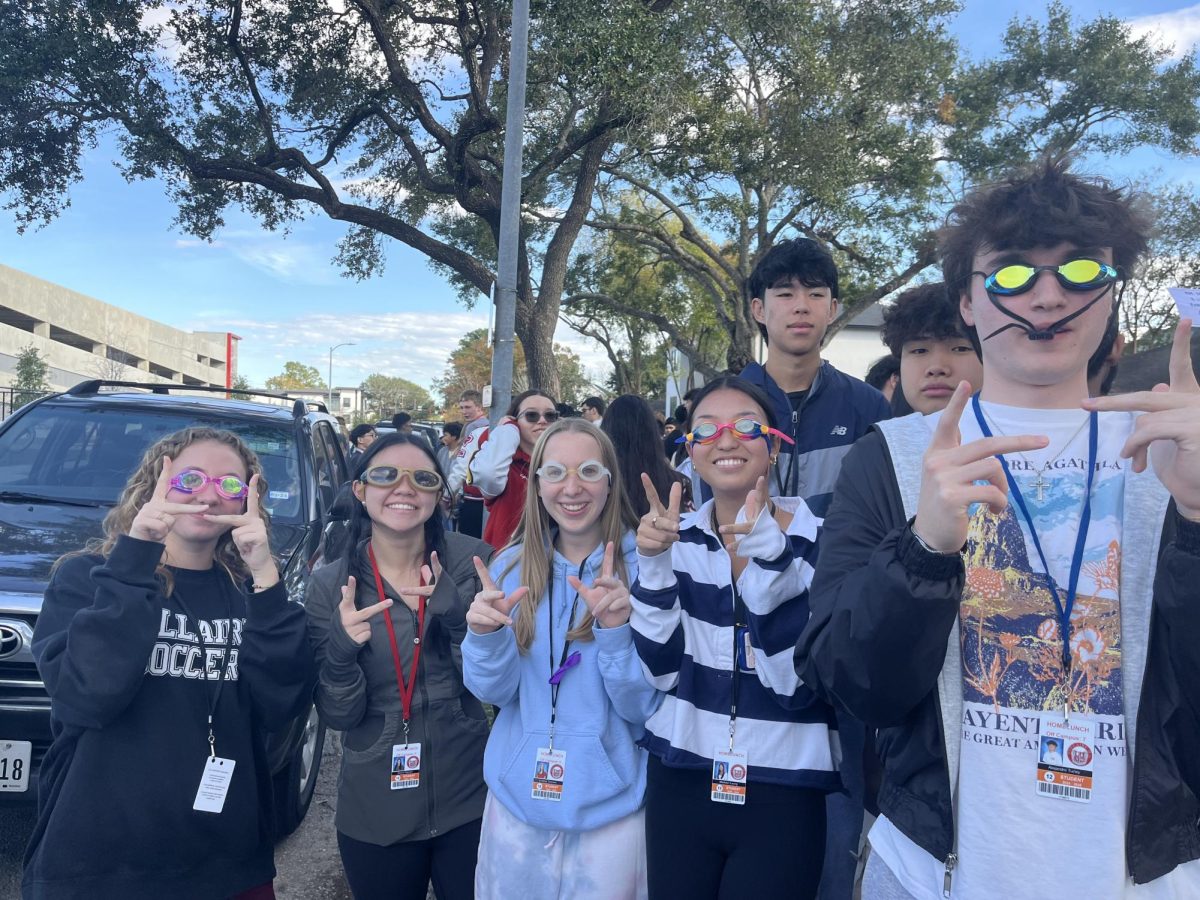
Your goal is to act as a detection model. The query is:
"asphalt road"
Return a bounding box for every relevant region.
[0,734,352,900]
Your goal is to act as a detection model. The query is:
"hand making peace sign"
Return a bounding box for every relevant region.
[1083,318,1200,520]
[637,474,682,557]
[566,541,631,629]
[338,575,394,645]
[202,472,278,586]
[716,475,772,551]
[466,556,529,634]
[913,382,1050,553]
[128,456,210,543]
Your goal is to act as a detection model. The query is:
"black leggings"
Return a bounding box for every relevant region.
[336,818,481,900]
[645,755,826,900]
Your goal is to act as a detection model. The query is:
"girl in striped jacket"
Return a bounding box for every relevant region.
[630,376,839,899]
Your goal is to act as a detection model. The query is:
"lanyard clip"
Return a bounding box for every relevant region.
[207,715,217,759]
[727,717,735,753]
[402,719,410,748]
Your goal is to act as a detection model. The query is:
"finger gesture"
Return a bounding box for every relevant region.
[718,476,770,550]
[128,456,210,543]
[1084,318,1200,518]
[637,474,682,557]
[913,382,1049,553]
[391,552,446,606]
[466,556,528,634]
[338,575,393,645]
[567,541,631,629]
[203,474,276,579]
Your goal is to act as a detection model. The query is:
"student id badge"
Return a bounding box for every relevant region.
[711,748,748,805]
[193,756,236,813]
[1034,717,1094,803]
[531,747,566,801]
[390,743,422,790]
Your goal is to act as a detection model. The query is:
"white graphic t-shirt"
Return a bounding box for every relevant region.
[868,402,1200,899]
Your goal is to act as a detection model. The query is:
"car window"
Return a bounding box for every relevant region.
[0,405,304,524]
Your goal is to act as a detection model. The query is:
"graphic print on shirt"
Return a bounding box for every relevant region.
[960,504,1122,719]
[948,430,1133,897]
[145,609,244,681]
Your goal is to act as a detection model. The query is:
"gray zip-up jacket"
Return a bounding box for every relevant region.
[306,533,491,845]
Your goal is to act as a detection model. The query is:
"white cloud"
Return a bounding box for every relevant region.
[1127,4,1200,59]
[187,309,490,391]
[185,309,616,396]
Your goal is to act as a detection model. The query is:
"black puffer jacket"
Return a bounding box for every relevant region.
[306,533,491,846]
[796,429,1200,885]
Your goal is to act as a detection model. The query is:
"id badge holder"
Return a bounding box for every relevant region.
[710,747,748,805]
[532,747,566,801]
[391,742,422,790]
[1034,716,1095,803]
[735,626,756,672]
[193,756,236,813]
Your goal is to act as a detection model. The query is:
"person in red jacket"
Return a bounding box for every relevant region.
[468,390,557,549]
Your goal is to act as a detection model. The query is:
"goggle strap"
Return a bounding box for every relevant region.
[982,282,1114,342]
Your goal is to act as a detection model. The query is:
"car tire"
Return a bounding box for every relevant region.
[274,704,326,838]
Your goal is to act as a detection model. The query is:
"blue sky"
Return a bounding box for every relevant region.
[1,1,1197,392]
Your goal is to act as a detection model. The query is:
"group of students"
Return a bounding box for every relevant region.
[21,156,1200,900]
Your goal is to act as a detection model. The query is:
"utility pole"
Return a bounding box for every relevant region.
[488,0,530,424]
[328,342,355,411]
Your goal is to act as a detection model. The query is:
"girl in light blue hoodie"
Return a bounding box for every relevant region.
[463,418,660,900]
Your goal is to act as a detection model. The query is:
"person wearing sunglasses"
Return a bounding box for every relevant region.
[463,418,657,899]
[798,159,1200,899]
[304,433,492,900]
[467,389,559,550]
[630,376,837,900]
[25,428,315,900]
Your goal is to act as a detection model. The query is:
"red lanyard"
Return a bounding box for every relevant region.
[367,544,427,735]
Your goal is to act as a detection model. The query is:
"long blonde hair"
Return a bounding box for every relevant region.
[502,418,638,652]
[57,427,269,594]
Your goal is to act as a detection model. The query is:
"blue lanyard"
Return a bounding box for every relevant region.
[970,396,1098,678]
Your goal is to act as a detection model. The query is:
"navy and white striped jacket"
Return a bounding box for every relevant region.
[630,496,840,790]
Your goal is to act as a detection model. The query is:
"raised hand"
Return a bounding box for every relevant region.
[913,382,1049,553]
[1084,318,1200,519]
[203,473,278,587]
[128,456,209,543]
[717,476,771,550]
[567,541,631,629]
[390,552,446,607]
[466,556,529,634]
[637,474,682,557]
[338,575,393,645]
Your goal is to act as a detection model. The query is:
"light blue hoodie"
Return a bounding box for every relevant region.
[461,532,659,832]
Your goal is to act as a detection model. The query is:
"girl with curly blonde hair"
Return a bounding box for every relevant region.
[24,427,316,900]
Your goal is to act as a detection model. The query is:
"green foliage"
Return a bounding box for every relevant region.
[945,3,1200,179]
[231,374,252,392]
[0,0,694,396]
[1121,186,1200,353]
[360,374,434,420]
[265,361,325,391]
[13,345,50,396]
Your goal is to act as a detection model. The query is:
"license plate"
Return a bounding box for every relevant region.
[0,740,31,792]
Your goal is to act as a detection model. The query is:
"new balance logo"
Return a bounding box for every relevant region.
[830,425,848,436]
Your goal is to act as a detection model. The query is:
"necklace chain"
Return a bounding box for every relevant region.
[980,407,1091,502]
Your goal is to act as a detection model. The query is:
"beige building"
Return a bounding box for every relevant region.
[0,264,237,393]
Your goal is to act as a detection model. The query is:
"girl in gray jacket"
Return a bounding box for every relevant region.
[306,433,491,900]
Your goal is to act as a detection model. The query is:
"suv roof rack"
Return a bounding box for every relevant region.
[65,380,332,418]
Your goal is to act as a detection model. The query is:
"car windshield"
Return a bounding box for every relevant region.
[0,404,305,524]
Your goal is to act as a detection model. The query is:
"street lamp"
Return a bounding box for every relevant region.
[328,342,356,410]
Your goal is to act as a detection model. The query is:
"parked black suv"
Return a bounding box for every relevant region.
[0,381,350,835]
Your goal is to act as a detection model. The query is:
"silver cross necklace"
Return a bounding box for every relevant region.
[981,409,1091,503]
